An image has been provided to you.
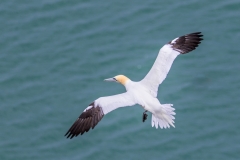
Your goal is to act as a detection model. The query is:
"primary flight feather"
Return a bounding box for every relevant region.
[65,32,203,138]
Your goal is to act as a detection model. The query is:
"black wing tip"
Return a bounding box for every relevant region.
[187,32,203,37]
[169,32,204,54]
[64,103,104,139]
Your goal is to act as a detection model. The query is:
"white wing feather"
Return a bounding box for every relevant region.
[140,32,203,97]
[140,44,180,97]
[95,92,136,115]
[65,92,136,138]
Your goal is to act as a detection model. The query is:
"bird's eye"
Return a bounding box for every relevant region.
[113,77,117,81]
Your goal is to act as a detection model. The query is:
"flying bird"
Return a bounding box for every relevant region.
[65,32,203,139]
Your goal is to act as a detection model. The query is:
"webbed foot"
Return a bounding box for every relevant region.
[142,110,148,122]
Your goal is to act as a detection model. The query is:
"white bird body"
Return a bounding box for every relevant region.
[65,32,203,138]
[94,78,175,129]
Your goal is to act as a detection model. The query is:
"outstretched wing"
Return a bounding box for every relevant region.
[65,92,136,138]
[140,32,203,97]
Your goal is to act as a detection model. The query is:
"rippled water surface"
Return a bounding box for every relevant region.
[1,0,240,160]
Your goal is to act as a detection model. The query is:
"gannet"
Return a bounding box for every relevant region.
[65,32,203,139]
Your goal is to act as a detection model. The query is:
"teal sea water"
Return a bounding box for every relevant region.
[1,0,240,159]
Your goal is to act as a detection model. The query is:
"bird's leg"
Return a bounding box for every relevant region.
[142,110,148,122]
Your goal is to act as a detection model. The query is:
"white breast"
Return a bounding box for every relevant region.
[125,81,161,111]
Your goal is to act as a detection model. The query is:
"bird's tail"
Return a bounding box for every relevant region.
[151,104,175,129]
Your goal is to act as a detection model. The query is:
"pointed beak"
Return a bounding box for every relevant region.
[104,78,116,82]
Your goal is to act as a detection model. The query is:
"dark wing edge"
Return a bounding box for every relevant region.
[168,32,203,54]
[64,102,104,139]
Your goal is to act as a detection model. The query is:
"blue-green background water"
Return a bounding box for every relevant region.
[1,0,240,159]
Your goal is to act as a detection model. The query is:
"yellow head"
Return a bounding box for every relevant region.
[104,75,130,86]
